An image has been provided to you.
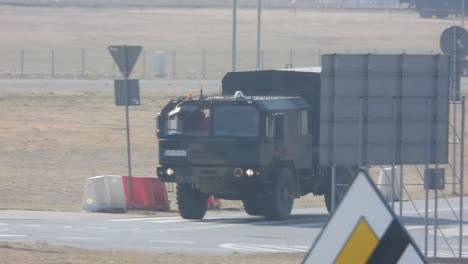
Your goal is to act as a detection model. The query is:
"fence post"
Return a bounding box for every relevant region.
[202,49,206,79]
[261,49,264,70]
[112,61,116,79]
[289,49,293,67]
[50,49,55,78]
[20,49,24,78]
[141,49,146,79]
[81,49,86,78]
[318,48,322,65]
[172,50,177,79]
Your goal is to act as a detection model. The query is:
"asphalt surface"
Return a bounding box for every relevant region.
[0,197,467,257]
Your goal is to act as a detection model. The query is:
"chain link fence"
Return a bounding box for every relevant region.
[0,47,439,80]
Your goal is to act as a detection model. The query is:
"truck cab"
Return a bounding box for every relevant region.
[157,91,315,220]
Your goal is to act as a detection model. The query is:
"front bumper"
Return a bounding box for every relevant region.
[157,165,264,184]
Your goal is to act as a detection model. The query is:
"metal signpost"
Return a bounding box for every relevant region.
[256,0,262,70]
[108,45,142,209]
[232,0,237,72]
[440,25,468,101]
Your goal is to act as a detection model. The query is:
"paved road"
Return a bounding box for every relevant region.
[0,197,467,257]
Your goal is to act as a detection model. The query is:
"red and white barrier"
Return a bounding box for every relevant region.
[207,196,222,210]
[81,175,170,212]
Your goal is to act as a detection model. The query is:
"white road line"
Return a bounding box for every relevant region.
[88,227,106,230]
[0,223,8,226]
[152,224,234,232]
[57,226,72,229]
[56,237,104,240]
[148,219,186,223]
[219,243,309,253]
[149,240,196,244]
[106,217,181,222]
[118,228,141,231]
[0,234,27,237]
[23,224,41,228]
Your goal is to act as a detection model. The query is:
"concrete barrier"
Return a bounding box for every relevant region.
[81,175,126,212]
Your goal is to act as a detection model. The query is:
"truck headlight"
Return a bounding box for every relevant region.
[166,168,174,176]
[246,169,254,177]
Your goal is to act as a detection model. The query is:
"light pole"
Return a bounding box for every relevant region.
[256,0,262,70]
[232,0,237,72]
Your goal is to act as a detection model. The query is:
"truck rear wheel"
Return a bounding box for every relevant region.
[242,193,264,216]
[264,168,294,220]
[177,183,208,220]
[324,166,357,214]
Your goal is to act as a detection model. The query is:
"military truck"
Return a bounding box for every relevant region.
[400,0,468,18]
[156,69,355,220]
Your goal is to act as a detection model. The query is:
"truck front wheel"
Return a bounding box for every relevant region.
[177,183,208,220]
[242,193,265,216]
[264,168,294,220]
[324,166,357,214]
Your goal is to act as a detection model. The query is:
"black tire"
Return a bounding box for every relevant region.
[242,193,264,216]
[324,166,358,214]
[177,183,208,220]
[418,10,433,18]
[264,168,295,221]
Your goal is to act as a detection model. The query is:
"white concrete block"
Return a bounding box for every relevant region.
[81,175,126,212]
[377,167,401,202]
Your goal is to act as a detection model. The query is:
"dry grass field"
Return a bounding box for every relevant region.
[0,6,467,213]
[0,242,305,264]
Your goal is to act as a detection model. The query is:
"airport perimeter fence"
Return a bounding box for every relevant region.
[0,47,438,80]
[0,0,402,9]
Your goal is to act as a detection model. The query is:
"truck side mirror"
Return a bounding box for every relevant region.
[156,113,161,138]
[274,114,284,140]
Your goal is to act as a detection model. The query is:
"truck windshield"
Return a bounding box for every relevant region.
[165,104,259,137]
[166,105,211,136]
[214,105,259,137]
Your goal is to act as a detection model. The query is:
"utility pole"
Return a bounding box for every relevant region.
[232,0,237,72]
[256,0,262,70]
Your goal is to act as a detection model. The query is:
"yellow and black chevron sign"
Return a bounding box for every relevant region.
[303,170,427,264]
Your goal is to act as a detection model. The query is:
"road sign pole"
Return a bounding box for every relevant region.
[232,0,237,72]
[123,46,134,210]
[108,45,142,211]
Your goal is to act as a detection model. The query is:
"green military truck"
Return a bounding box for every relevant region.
[400,0,468,18]
[156,69,355,220]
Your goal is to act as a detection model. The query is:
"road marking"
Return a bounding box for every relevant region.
[56,237,104,240]
[106,217,181,222]
[149,240,196,244]
[0,234,27,237]
[118,228,141,231]
[101,229,120,232]
[148,219,185,223]
[57,226,72,229]
[219,243,308,253]
[88,226,107,230]
[23,224,41,228]
[153,224,234,232]
[0,223,8,226]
